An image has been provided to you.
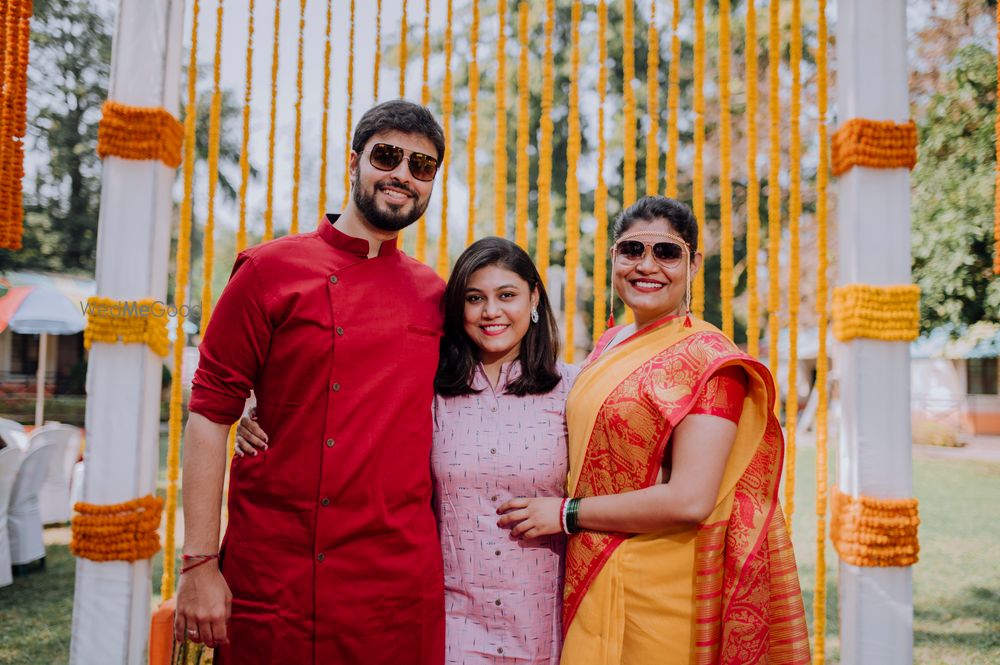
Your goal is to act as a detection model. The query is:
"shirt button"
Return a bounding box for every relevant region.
[316,553,325,562]
[491,406,497,412]
[325,438,335,448]
[321,497,330,506]
[495,549,501,556]
[329,275,338,284]
[336,326,344,336]
[498,647,504,654]
[494,599,501,606]
[491,495,498,502]
[490,448,497,455]
[332,383,341,392]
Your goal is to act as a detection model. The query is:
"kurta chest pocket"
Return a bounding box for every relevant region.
[406,324,442,338]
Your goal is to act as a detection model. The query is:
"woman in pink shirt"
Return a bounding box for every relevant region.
[237,237,575,664]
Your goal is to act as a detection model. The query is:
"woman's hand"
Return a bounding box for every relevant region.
[234,408,269,457]
[496,497,564,539]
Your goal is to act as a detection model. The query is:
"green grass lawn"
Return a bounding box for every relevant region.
[1,444,997,664]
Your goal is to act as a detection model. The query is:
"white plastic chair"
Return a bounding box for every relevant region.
[0,418,27,451]
[28,424,81,524]
[8,439,58,567]
[0,445,25,587]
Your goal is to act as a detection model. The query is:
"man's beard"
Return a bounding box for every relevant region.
[352,176,429,232]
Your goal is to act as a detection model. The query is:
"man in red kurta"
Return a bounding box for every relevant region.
[174,101,447,664]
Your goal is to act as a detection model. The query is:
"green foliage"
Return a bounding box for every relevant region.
[912,44,1000,333]
[0,0,112,275]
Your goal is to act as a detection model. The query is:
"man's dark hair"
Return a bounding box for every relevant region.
[435,237,562,397]
[351,99,446,162]
[612,195,699,255]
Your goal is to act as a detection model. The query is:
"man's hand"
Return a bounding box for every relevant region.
[496,497,565,539]
[173,563,232,648]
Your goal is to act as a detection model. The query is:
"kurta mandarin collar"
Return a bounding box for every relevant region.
[471,360,522,392]
[321,213,399,258]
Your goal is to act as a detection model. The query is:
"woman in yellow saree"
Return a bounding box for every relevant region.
[498,196,811,664]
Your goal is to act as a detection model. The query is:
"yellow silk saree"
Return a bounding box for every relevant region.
[560,315,810,665]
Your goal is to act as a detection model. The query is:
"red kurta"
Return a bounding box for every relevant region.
[189,216,446,664]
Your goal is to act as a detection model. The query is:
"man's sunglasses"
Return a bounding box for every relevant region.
[613,240,687,267]
[365,142,440,182]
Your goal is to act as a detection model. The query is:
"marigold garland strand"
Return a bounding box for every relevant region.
[665,0,681,198]
[622,0,637,207]
[317,0,333,220]
[400,0,409,98]
[342,0,356,210]
[832,284,921,342]
[163,0,201,600]
[263,0,282,241]
[83,297,170,357]
[95,102,184,167]
[0,0,30,250]
[201,0,225,335]
[691,0,706,317]
[514,1,530,250]
[745,0,760,357]
[784,0,803,534]
[437,0,454,277]
[718,0,734,339]
[466,0,480,247]
[374,0,383,99]
[995,0,1000,274]
[70,496,164,563]
[237,0,255,253]
[290,0,307,234]
[494,0,509,238]
[593,0,609,340]
[831,119,917,175]
[766,0,782,419]
[814,0,830,658]
[645,1,660,197]
[416,0,432,262]
[564,0,582,362]
[535,0,555,284]
[830,487,920,568]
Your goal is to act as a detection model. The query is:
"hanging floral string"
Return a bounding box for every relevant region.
[535,0,555,284]
[593,0,609,340]
[0,0,31,250]
[466,0,480,247]
[745,0,760,357]
[400,0,409,98]
[263,0,282,241]
[237,0,256,252]
[291,0,308,234]
[163,0,201,601]
[373,0,383,100]
[692,0,706,316]
[317,0,333,220]
[342,0,356,210]
[514,1,531,250]
[767,0,782,418]
[622,0,637,207]
[784,0,803,534]
[665,0,681,198]
[201,0,225,332]
[645,1,659,197]
[416,0,432,262]
[814,0,830,658]
[718,0,734,339]
[564,0,582,362]
[494,0,509,238]
[437,0,454,277]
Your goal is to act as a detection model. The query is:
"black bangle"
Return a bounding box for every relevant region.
[566,498,582,534]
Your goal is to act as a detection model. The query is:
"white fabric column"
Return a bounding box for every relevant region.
[69,1,184,663]
[835,1,914,664]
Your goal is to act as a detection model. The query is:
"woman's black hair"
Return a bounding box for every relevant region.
[612,195,699,256]
[435,237,562,397]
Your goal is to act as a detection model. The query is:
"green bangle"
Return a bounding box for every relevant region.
[566,498,582,534]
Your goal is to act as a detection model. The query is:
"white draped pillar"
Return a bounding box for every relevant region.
[835,1,914,664]
[69,1,184,662]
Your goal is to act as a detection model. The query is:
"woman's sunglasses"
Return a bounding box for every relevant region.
[365,142,440,182]
[613,240,686,267]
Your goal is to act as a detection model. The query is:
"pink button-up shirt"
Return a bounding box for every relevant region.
[431,361,579,664]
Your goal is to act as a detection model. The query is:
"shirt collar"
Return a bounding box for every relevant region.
[472,359,522,392]
[320,213,399,258]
